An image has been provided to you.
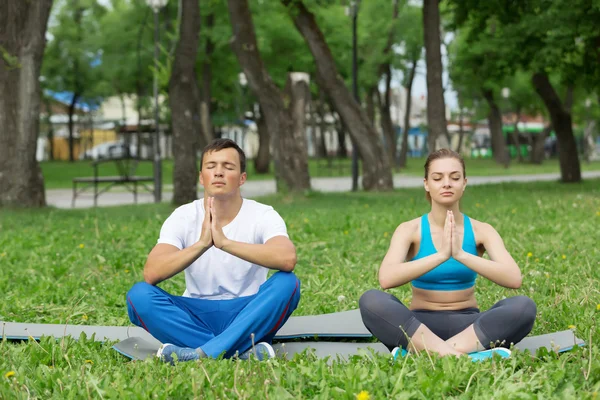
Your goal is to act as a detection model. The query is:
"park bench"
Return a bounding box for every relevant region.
[72,156,154,207]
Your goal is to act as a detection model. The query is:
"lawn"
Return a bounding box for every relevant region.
[40,157,600,189]
[1,180,599,398]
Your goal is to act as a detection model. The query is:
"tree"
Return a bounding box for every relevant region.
[0,0,53,207]
[423,0,449,152]
[501,70,546,163]
[97,0,155,140]
[396,4,424,168]
[361,0,401,166]
[227,0,311,193]
[281,0,393,191]
[447,0,594,182]
[169,0,202,205]
[199,11,215,148]
[42,0,106,162]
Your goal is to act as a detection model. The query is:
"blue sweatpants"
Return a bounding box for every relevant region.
[126,271,300,358]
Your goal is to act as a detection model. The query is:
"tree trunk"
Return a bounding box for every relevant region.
[531,125,551,164]
[169,0,202,205]
[583,120,596,162]
[482,89,510,167]
[309,96,319,158]
[423,0,449,152]
[44,95,55,161]
[67,4,84,163]
[512,109,524,162]
[316,92,328,158]
[532,72,581,182]
[378,0,400,167]
[254,106,270,174]
[399,58,418,168]
[379,65,396,166]
[282,0,393,190]
[365,87,376,125]
[227,0,310,193]
[285,72,311,183]
[136,6,150,158]
[336,114,347,158]
[0,0,52,207]
[455,105,465,154]
[68,92,80,162]
[199,12,214,150]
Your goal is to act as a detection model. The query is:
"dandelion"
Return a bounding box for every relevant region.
[344,230,349,235]
[535,258,540,262]
[82,314,88,321]
[85,360,93,364]
[125,269,130,273]
[384,232,389,237]
[568,325,576,330]
[527,252,533,258]
[356,391,371,400]
[79,244,85,249]
[596,304,600,311]
[4,371,15,378]
[337,295,346,302]
[562,254,566,260]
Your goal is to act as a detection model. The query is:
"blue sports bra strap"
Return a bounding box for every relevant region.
[420,214,433,247]
[463,215,476,248]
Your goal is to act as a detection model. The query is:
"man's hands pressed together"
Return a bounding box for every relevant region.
[198,197,229,251]
[198,197,214,250]
[209,197,228,249]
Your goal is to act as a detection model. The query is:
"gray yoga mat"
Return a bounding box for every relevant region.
[1,321,156,343]
[1,309,369,342]
[112,329,585,362]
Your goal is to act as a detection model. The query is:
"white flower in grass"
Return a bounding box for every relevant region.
[337,295,346,302]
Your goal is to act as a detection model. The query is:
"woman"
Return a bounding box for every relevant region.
[359,149,536,359]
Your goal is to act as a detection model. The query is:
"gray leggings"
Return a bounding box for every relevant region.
[359,290,537,351]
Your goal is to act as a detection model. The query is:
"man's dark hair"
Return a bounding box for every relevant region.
[200,138,246,173]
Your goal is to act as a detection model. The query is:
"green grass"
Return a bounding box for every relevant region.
[40,157,600,189]
[1,180,600,398]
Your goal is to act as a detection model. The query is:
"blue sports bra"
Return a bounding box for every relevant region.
[411,214,478,291]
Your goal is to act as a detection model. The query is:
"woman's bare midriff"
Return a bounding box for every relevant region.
[409,286,478,310]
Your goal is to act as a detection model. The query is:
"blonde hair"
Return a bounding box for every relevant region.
[424,148,466,203]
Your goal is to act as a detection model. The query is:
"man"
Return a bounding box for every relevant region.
[126,138,300,363]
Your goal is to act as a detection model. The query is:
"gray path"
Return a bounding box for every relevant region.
[46,171,600,209]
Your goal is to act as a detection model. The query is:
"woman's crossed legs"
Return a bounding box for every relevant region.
[359,290,536,356]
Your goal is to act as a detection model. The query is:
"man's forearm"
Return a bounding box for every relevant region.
[143,243,210,285]
[220,240,296,272]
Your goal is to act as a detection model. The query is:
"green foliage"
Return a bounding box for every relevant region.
[1,180,600,397]
[42,0,108,104]
[448,0,600,105]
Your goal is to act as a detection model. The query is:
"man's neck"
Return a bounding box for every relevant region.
[205,194,243,225]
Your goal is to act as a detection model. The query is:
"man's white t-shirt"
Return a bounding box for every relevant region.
[157,198,289,300]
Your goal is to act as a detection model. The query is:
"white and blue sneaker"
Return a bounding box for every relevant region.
[391,346,409,362]
[238,342,275,361]
[157,343,205,364]
[468,347,511,362]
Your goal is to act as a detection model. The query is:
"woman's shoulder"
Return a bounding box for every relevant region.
[395,216,421,237]
[466,216,498,239]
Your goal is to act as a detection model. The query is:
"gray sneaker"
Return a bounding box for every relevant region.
[157,343,205,364]
[238,342,275,361]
